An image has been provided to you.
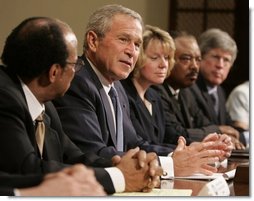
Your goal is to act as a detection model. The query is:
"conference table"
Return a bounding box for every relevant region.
[167,155,249,196]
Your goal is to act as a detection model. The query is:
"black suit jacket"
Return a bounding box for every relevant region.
[53,57,174,157]
[121,78,176,150]
[153,82,220,143]
[189,75,232,125]
[189,75,246,145]
[0,171,43,196]
[0,66,114,194]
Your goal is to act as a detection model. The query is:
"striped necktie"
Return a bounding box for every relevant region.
[35,113,45,158]
[108,87,124,151]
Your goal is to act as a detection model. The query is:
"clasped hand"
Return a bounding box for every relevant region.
[112,147,163,192]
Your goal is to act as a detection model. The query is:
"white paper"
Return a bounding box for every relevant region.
[174,169,236,180]
[113,188,192,196]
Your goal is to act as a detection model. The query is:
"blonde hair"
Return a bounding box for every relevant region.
[132,25,175,78]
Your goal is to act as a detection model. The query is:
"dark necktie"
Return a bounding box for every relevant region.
[108,87,124,151]
[35,113,45,158]
[172,92,181,111]
[210,92,219,116]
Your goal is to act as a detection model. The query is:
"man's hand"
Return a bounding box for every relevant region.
[219,125,239,139]
[230,136,246,150]
[173,136,223,177]
[19,164,106,196]
[133,150,162,192]
[112,147,162,192]
[202,133,234,160]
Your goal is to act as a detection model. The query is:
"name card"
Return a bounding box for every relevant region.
[198,176,230,196]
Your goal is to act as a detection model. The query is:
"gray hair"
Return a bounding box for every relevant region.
[83,4,143,51]
[198,28,238,63]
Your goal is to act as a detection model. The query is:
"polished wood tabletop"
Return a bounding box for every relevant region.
[163,156,249,196]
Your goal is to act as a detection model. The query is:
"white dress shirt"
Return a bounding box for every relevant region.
[88,58,174,188]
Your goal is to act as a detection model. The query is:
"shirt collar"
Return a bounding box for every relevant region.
[86,57,114,94]
[207,85,218,95]
[167,85,180,99]
[19,79,45,121]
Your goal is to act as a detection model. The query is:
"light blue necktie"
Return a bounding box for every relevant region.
[108,87,124,151]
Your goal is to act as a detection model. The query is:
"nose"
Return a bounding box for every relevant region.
[217,57,225,67]
[159,57,168,68]
[190,58,200,70]
[124,42,136,58]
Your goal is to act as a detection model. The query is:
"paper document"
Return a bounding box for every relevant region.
[113,188,192,196]
[174,169,236,180]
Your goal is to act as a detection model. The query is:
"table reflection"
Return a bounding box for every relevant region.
[160,157,249,196]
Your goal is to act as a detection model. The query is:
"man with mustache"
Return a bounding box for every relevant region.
[154,31,235,145]
[53,5,231,180]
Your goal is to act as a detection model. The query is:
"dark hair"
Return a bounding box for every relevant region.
[1,17,70,79]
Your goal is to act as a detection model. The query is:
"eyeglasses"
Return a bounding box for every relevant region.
[66,59,84,72]
[177,55,202,65]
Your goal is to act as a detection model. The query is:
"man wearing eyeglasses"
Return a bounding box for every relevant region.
[154,31,236,149]
[0,16,163,195]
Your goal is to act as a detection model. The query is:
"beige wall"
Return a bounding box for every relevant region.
[0,0,169,56]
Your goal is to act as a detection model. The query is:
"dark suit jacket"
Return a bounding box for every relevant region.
[53,57,174,158]
[121,78,176,150]
[189,75,246,145]
[0,171,43,196]
[0,66,114,194]
[189,75,232,125]
[153,82,220,143]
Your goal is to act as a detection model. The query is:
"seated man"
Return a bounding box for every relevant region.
[154,31,239,148]
[53,4,232,179]
[0,16,162,195]
[189,28,245,149]
[0,165,105,196]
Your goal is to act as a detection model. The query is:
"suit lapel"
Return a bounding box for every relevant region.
[178,91,192,127]
[203,90,219,124]
[1,67,44,158]
[217,86,226,124]
[83,59,117,147]
[195,77,218,124]
[42,113,62,160]
[162,83,186,125]
[99,87,117,146]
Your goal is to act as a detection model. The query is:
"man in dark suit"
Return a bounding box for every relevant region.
[155,31,235,145]
[189,28,245,149]
[53,4,231,178]
[0,16,162,195]
[0,165,105,196]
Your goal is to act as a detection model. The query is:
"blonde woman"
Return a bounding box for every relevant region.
[121,26,233,162]
[121,25,175,146]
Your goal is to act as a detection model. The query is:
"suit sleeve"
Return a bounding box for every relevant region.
[183,89,221,141]
[53,73,122,158]
[93,168,115,194]
[0,172,43,196]
[153,85,193,145]
[0,188,14,196]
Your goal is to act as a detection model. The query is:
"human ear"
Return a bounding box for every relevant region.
[48,64,62,83]
[86,31,99,52]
